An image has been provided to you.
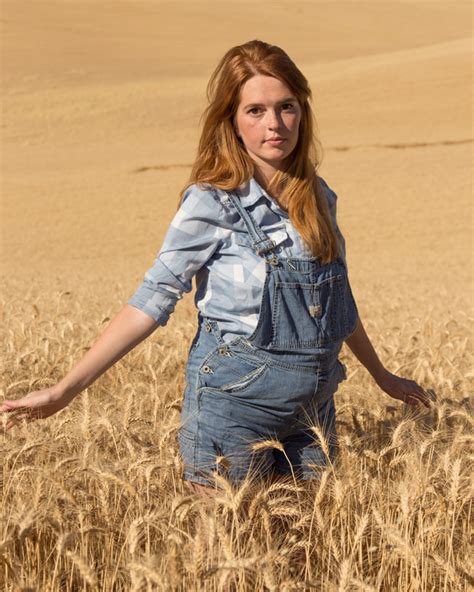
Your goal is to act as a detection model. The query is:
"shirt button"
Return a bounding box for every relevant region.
[201,365,212,373]
[205,324,212,332]
[218,346,228,355]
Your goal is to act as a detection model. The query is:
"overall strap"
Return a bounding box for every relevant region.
[226,191,278,260]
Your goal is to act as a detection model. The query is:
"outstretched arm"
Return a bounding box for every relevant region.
[1,305,159,429]
[344,315,432,408]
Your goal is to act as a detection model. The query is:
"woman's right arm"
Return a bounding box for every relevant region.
[0,305,159,428]
[1,185,228,429]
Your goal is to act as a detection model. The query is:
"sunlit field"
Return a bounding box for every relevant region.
[1,0,472,590]
[1,284,472,590]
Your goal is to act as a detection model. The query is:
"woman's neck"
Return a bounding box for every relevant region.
[254,168,288,210]
[254,166,276,193]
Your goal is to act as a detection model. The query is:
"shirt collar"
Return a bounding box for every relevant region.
[214,176,287,214]
[238,177,289,218]
[236,177,268,207]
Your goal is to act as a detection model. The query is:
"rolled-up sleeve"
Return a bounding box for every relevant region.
[127,185,226,325]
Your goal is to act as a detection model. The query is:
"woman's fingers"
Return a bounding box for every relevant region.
[415,384,435,407]
[2,403,32,417]
[0,399,24,413]
[1,403,49,430]
[9,413,30,423]
[403,383,433,408]
[1,410,31,431]
[1,389,67,424]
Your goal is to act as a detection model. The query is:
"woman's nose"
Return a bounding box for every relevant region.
[265,109,280,129]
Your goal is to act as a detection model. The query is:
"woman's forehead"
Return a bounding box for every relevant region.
[238,75,296,105]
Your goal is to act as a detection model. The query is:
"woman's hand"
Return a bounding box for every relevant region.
[0,388,71,430]
[374,369,433,408]
[1,305,161,432]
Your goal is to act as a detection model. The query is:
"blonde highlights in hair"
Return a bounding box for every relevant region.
[182,39,341,263]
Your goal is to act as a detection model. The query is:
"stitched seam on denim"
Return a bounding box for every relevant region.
[270,282,281,346]
[338,280,349,336]
[273,337,343,348]
[178,427,195,442]
[274,283,317,289]
[345,313,359,340]
[236,228,289,250]
[346,286,359,336]
[244,263,271,343]
[219,364,267,392]
[229,191,284,261]
[232,348,320,374]
[339,278,354,338]
[179,427,198,473]
[271,277,352,348]
[198,346,220,372]
[186,339,200,372]
[231,346,321,374]
[226,335,247,348]
[240,205,276,249]
[226,191,269,247]
[275,275,343,289]
[182,471,215,487]
[277,255,343,265]
[194,345,221,392]
[195,350,264,392]
[226,352,262,369]
[270,283,323,348]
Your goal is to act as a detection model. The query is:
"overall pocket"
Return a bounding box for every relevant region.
[197,348,269,394]
[270,274,350,348]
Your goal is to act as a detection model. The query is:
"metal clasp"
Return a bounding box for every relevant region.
[255,239,276,256]
[309,304,322,317]
[269,254,279,267]
[218,345,232,357]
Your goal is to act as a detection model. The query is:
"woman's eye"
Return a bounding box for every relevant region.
[248,107,262,115]
[281,103,295,111]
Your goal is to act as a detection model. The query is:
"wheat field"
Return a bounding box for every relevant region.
[1,1,472,590]
[2,288,472,590]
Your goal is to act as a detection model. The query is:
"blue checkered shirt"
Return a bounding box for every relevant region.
[127,176,348,343]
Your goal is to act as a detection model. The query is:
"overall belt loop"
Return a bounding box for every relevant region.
[203,317,225,344]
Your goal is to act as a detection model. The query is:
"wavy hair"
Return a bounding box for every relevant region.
[181,39,341,263]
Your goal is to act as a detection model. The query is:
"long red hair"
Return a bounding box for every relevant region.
[181,39,340,263]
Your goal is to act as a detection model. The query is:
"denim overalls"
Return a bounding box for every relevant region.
[178,190,359,487]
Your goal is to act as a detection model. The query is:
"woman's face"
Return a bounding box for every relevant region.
[234,74,302,178]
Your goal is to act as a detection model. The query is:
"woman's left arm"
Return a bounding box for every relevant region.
[344,316,432,408]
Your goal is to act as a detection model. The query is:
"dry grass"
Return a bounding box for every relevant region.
[1,287,472,591]
[1,2,472,589]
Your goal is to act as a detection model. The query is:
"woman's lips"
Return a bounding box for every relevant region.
[265,138,286,146]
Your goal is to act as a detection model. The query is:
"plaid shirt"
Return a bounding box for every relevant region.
[127,176,348,343]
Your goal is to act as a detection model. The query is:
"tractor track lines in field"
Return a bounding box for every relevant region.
[132,138,472,172]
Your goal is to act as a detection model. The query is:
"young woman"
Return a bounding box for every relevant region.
[0,40,431,498]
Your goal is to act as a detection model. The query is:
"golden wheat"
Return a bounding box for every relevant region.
[1,278,472,591]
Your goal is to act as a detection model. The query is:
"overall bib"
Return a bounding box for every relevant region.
[178,191,359,487]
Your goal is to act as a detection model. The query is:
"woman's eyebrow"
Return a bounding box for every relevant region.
[243,97,297,109]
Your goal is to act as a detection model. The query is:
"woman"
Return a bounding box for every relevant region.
[0,40,431,498]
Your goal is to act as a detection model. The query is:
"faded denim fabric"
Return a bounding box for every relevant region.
[177,189,359,486]
[127,176,348,343]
